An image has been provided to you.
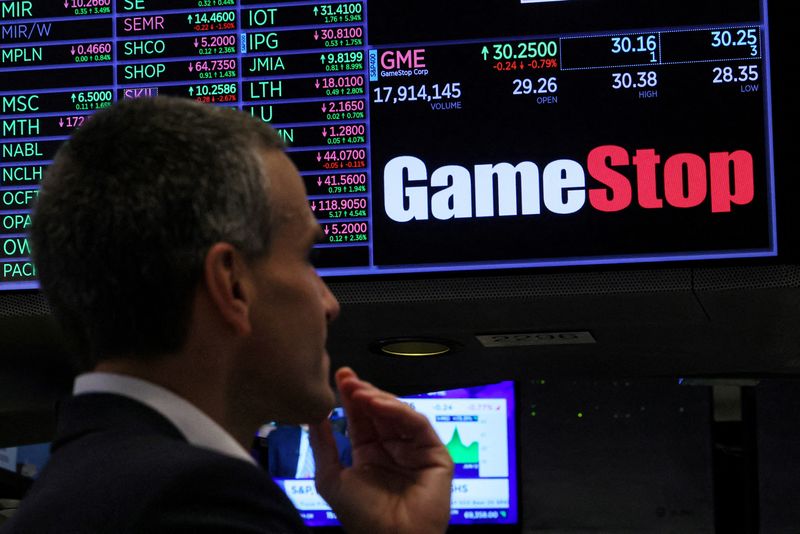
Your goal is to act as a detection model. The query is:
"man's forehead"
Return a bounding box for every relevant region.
[273,202,316,232]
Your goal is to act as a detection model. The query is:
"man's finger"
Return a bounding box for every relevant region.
[334,367,382,446]
[309,418,343,482]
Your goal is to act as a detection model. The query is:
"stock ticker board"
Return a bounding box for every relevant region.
[0,0,777,289]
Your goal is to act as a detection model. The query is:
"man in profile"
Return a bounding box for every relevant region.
[1,96,453,533]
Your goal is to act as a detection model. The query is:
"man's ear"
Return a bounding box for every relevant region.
[203,242,253,336]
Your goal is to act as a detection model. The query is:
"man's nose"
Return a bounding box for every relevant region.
[321,279,340,323]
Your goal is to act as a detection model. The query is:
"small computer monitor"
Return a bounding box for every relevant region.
[252,380,518,528]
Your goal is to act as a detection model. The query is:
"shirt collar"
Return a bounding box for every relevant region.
[73,372,256,465]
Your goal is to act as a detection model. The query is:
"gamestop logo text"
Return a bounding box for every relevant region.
[383,145,754,222]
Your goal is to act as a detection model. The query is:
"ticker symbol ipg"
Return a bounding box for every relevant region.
[372,48,429,80]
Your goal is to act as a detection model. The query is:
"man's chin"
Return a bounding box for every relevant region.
[315,352,336,416]
[286,382,337,424]
[310,383,338,422]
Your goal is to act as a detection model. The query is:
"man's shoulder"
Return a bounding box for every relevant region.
[1,395,309,534]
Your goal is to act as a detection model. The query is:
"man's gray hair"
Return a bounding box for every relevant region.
[29,96,285,369]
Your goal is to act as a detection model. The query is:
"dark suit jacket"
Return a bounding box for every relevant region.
[0,393,310,534]
[266,426,352,479]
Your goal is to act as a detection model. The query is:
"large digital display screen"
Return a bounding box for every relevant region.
[252,380,518,528]
[0,0,778,290]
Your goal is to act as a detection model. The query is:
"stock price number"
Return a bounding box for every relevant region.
[189,11,235,24]
[70,90,113,110]
[67,0,110,6]
[712,64,759,83]
[512,77,557,95]
[73,43,112,56]
[197,34,236,49]
[189,83,236,96]
[316,3,362,17]
[323,222,368,243]
[320,173,366,186]
[611,71,657,89]
[711,29,758,56]
[320,51,363,65]
[481,40,558,61]
[611,34,657,62]
[319,26,363,47]
[67,0,111,14]
[193,59,236,72]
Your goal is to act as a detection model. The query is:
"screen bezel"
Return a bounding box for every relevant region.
[0,0,795,293]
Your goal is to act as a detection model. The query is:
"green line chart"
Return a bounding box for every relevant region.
[446,427,480,464]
